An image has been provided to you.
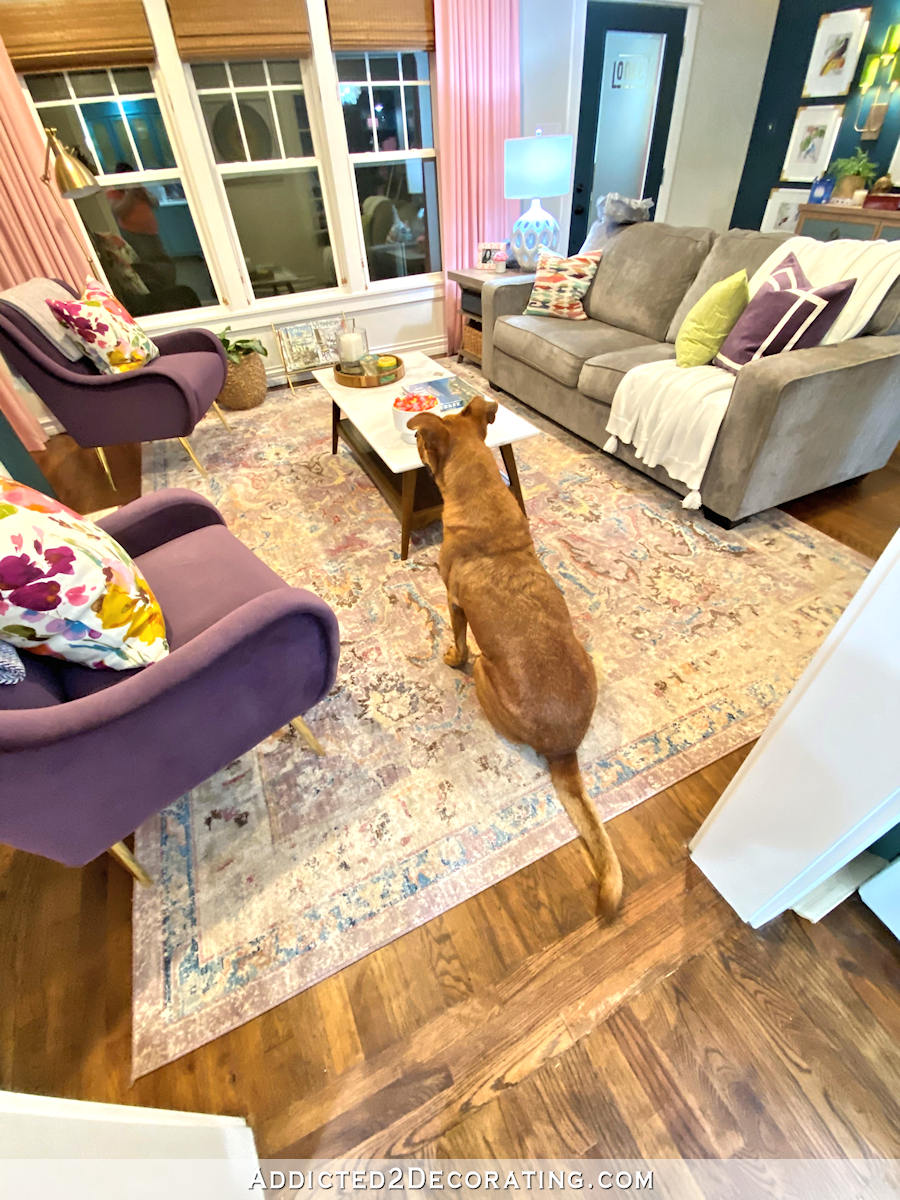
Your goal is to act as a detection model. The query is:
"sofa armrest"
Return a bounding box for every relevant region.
[481,274,535,380]
[95,488,226,557]
[702,335,900,520]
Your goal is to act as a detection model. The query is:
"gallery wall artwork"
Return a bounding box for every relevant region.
[761,188,811,233]
[781,104,845,183]
[802,8,871,99]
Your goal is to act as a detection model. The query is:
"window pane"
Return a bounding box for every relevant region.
[371,87,403,152]
[336,55,367,82]
[369,53,400,81]
[235,94,279,160]
[341,85,374,153]
[121,97,176,169]
[76,180,217,315]
[356,157,440,280]
[267,59,302,85]
[70,70,111,98]
[200,95,245,163]
[191,63,229,90]
[404,84,433,149]
[79,100,134,172]
[25,73,68,102]
[230,60,266,87]
[273,91,314,157]
[113,67,153,94]
[37,104,99,174]
[401,53,430,81]
[222,169,336,297]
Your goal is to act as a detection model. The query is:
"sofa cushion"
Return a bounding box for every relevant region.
[578,343,676,406]
[864,274,900,336]
[492,313,656,388]
[584,222,715,340]
[667,228,791,341]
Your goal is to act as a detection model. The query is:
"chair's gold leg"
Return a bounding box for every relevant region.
[291,715,325,756]
[108,840,152,886]
[211,401,232,431]
[178,436,209,477]
[94,446,117,491]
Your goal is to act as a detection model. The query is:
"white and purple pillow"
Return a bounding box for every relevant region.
[714,253,856,374]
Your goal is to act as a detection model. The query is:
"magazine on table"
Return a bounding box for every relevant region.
[402,375,486,412]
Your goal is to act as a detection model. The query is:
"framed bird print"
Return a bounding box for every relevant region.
[802,8,871,98]
[781,105,844,182]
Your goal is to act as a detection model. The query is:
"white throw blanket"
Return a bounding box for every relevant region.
[604,235,900,509]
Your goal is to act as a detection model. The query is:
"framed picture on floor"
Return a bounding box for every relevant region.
[781,105,844,182]
[273,317,344,389]
[802,8,871,98]
[760,188,811,233]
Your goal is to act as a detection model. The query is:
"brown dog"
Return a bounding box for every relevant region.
[409,397,622,918]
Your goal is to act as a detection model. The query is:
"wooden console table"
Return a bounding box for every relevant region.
[795,202,900,242]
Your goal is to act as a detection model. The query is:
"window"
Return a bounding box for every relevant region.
[336,52,440,282]
[24,69,217,316]
[191,60,337,300]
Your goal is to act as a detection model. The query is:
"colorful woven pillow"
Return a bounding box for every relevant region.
[0,478,169,670]
[714,255,856,374]
[0,641,25,685]
[675,269,750,367]
[46,278,158,374]
[524,249,603,320]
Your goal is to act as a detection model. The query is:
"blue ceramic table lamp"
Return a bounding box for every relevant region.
[504,133,574,269]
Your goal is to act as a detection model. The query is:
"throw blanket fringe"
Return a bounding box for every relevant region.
[603,435,618,453]
[682,490,702,510]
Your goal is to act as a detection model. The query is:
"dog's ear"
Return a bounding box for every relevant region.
[461,395,498,440]
[409,412,451,474]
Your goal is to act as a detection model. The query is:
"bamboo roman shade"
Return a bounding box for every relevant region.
[167,0,311,61]
[327,0,435,51]
[0,1,154,72]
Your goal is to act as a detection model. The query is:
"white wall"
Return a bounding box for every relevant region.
[520,0,779,235]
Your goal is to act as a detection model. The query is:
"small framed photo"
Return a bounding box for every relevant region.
[802,8,871,98]
[477,241,506,270]
[761,188,810,233]
[781,105,844,183]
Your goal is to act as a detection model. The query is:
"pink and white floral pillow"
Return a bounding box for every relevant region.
[46,277,158,374]
[0,478,169,670]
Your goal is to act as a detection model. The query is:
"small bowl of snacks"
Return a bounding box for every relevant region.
[393,391,440,443]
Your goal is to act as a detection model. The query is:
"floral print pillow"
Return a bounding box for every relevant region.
[0,479,169,670]
[46,277,159,374]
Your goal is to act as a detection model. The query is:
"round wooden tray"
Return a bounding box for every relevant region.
[333,357,405,388]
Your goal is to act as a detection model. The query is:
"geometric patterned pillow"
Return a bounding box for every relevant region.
[46,277,159,374]
[0,640,25,685]
[524,248,603,320]
[0,478,169,670]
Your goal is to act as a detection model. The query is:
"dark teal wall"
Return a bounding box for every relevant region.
[731,1,900,229]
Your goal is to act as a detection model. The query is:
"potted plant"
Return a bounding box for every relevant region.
[216,328,269,410]
[827,147,880,199]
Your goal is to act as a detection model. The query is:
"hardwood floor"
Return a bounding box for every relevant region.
[1,442,897,1158]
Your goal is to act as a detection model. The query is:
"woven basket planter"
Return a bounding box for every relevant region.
[217,352,267,410]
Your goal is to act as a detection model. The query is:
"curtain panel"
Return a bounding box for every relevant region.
[0,36,90,450]
[327,0,435,51]
[0,1,154,72]
[434,0,521,351]
[167,0,311,60]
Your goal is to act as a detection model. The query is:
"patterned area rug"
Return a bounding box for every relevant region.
[133,366,868,1077]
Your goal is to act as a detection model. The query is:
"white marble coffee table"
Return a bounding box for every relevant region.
[313,351,540,559]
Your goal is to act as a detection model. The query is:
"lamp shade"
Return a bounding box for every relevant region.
[504,135,573,200]
[43,130,101,199]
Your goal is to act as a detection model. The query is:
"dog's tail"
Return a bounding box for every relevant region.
[549,752,623,920]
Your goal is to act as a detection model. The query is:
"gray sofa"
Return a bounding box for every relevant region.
[482,223,900,523]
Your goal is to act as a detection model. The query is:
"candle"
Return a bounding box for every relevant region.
[852,188,868,206]
[337,330,367,364]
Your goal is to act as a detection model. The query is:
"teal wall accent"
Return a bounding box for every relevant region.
[0,408,55,496]
[731,1,900,229]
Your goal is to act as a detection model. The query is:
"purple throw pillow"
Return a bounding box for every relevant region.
[756,251,811,295]
[714,268,856,374]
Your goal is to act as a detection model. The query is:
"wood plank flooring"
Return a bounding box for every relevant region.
[1,437,897,1159]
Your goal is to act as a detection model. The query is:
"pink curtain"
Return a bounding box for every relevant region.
[0,35,90,451]
[434,0,521,354]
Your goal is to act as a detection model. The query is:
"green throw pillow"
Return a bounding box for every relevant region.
[675,269,750,367]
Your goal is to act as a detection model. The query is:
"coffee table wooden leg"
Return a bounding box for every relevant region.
[332,400,340,453]
[400,470,416,560]
[500,444,526,516]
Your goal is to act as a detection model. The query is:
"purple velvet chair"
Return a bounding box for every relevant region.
[0,280,229,489]
[0,489,340,884]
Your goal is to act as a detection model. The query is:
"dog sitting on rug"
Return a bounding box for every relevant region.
[409,397,623,919]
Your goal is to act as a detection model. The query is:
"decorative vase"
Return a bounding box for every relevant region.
[510,198,560,270]
[832,174,865,199]
[217,351,267,410]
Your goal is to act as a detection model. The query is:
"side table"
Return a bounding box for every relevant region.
[448,267,528,368]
